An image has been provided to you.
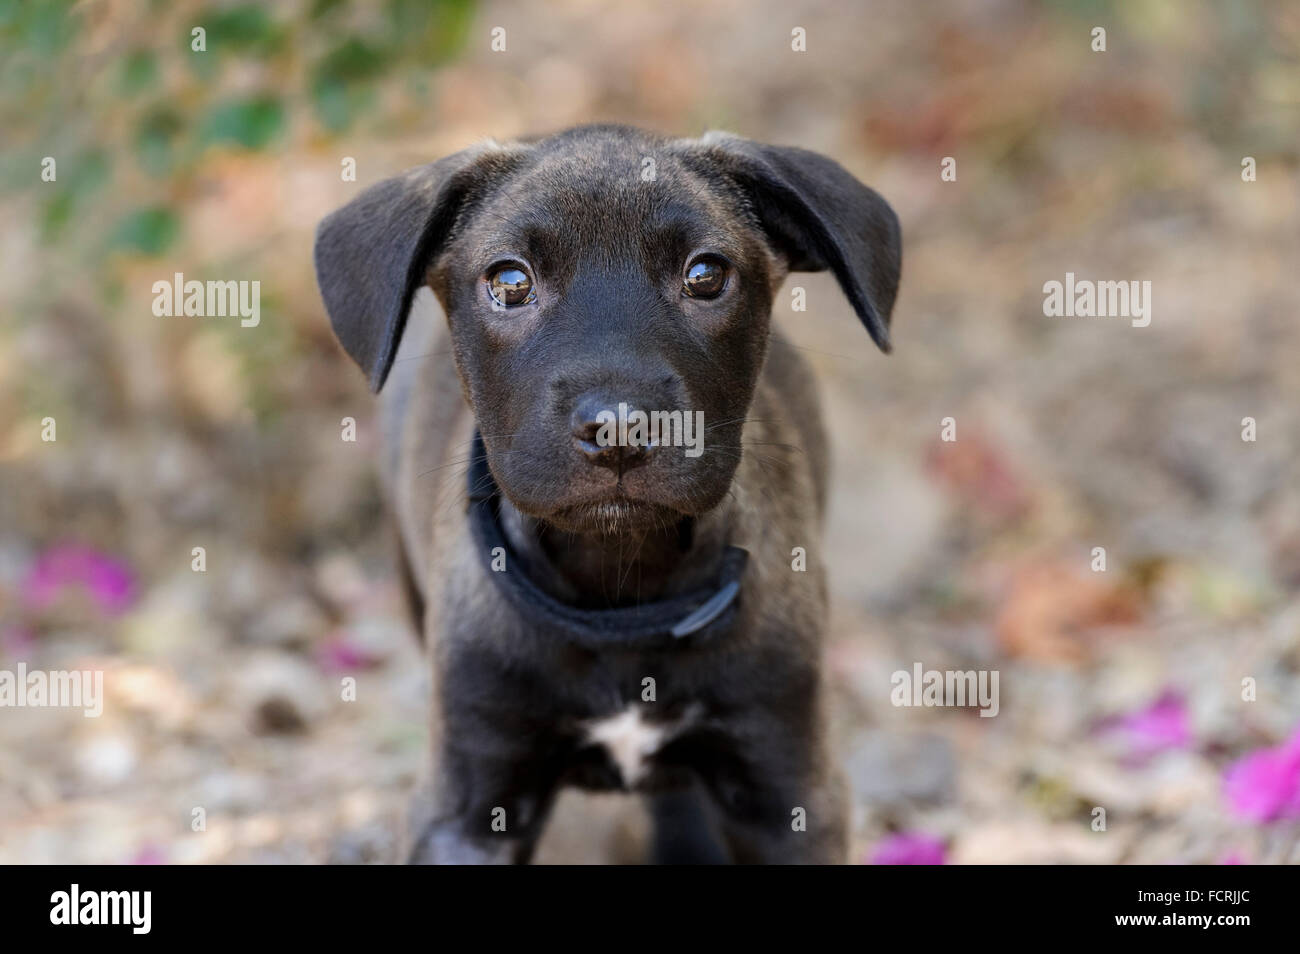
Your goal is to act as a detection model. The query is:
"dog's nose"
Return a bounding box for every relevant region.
[570,392,652,471]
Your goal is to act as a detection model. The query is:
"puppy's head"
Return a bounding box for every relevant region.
[315,125,900,533]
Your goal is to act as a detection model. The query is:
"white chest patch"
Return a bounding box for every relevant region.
[582,706,672,787]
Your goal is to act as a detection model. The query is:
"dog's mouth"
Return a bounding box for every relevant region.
[548,495,684,534]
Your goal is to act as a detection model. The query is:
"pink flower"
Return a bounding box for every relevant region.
[870,832,947,865]
[1105,690,1192,760]
[1223,728,1300,823]
[315,634,382,674]
[23,544,136,616]
[128,844,165,865]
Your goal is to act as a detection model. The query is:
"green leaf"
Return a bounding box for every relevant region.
[110,206,180,256]
[314,37,387,83]
[35,149,109,238]
[16,0,76,56]
[309,0,348,21]
[200,96,286,150]
[135,109,184,175]
[203,4,284,56]
[68,148,111,197]
[386,0,475,61]
[40,190,74,241]
[312,77,379,133]
[119,48,158,95]
[309,38,386,132]
[426,0,476,62]
[0,0,22,30]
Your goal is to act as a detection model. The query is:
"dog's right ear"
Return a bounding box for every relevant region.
[684,132,901,354]
[313,143,525,392]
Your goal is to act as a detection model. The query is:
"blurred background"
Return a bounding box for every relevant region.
[1,0,1298,863]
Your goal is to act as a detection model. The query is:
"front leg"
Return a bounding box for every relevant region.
[406,644,566,865]
[716,764,848,864]
[407,746,560,864]
[690,705,848,864]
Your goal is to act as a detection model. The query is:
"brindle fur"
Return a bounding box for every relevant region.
[314,125,901,863]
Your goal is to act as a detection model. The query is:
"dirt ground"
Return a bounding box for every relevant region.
[2,0,1298,863]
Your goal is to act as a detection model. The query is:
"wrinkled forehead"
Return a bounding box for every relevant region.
[463,144,756,266]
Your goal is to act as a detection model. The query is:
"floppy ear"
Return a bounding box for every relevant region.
[313,143,525,391]
[688,131,901,352]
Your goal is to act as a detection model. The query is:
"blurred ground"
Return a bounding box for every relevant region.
[2,0,1298,863]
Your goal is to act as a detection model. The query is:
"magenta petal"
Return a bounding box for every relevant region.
[870,832,947,865]
[1113,690,1192,758]
[128,844,166,865]
[1223,730,1300,823]
[86,557,136,613]
[22,544,136,616]
[316,636,380,674]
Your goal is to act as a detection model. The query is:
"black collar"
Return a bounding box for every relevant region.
[467,431,748,650]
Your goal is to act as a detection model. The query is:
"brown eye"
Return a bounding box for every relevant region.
[488,265,535,307]
[683,256,728,299]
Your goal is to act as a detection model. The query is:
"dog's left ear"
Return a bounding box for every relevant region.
[684,131,902,352]
[314,142,526,391]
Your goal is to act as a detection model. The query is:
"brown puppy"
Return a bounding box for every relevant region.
[314,125,901,863]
